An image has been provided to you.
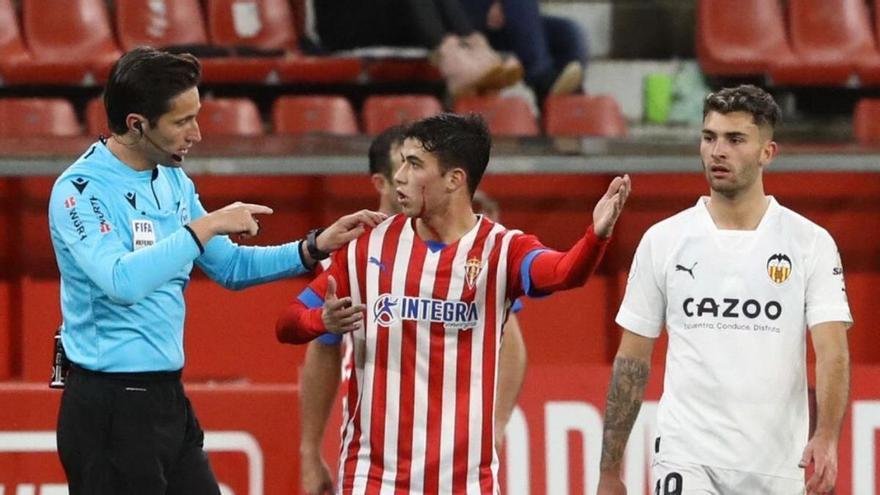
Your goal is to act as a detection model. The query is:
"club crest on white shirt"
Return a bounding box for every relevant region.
[766,253,792,285]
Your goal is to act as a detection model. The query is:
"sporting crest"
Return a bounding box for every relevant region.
[465,257,482,290]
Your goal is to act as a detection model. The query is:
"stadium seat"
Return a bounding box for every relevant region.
[543,95,627,138]
[198,98,264,136]
[0,0,94,85]
[0,98,80,137]
[853,98,880,144]
[362,95,444,135]
[19,0,122,84]
[453,95,539,137]
[856,2,880,85]
[206,0,361,84]
[272,96,359,135]
[769,0,878,86]
[0,0,29,72]
[695,0,795,76]
[85,97,110,136]
[114,0,209,51]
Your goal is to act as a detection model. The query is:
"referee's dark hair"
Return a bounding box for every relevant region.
[403,113,491,196]
[369,125,406,181]
[104,47,202,135]
[703,85,782,133]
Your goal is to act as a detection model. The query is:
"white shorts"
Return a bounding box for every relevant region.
[652,459,805,495]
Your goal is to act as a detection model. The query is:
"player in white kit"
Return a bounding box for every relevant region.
[597,85,852,495]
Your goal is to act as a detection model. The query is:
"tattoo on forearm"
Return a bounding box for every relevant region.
[600,356,650,470]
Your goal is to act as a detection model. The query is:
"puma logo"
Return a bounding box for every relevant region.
[675,262,697,279]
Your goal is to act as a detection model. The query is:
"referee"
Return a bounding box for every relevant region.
[47,47,384,494]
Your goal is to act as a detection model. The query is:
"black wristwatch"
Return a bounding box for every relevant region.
[306,228,330,261]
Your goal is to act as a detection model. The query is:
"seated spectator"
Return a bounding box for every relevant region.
[462,0,589,104]
[308,0,523,98]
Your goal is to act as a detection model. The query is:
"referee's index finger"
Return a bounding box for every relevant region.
[240,203,274,215]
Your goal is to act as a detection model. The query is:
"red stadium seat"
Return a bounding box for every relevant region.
[0,98,80,137]
[205,0,361,84]
[543,95,627,138]
[856,3,880,85]
[453,95,539,137]
[19,0,122,84]
[769,0,878,86]
[362,95,444,135]
[198,98,264,136]
[853,98,880,144]
[272,96,359,135]
[114,0,209,51]
[0,0,29,71]
[0,0,94,85]
[85,97,110,137]
[696,0,795,77]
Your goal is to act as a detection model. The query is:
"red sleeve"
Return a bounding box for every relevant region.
[275,300,326,344]
[276,247,351,344]
[508,225,609,298]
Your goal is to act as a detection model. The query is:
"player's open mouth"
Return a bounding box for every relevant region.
[396,190,408,203]
[710,165,730,177]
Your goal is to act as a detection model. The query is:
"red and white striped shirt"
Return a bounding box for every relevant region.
[280,214,608,494]
[314,214,539,494]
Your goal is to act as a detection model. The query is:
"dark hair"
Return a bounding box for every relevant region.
[402,113,491,195]
[368,125,405,180]
[104,47,201,135]
[703,85,781,131]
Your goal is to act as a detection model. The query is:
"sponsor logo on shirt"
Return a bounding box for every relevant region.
[67,209,87,241]
[767,253,792,284]
[368,256,387,273]
[125,192,137,209]
[89,196,112,235]
[71,177,89,194]
[63,196,76,209]
[373,293,479,330]
[675,261,697,279]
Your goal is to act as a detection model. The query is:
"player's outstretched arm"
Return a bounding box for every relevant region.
[597,329,655,495]
[800,321,850,495]
[277,276,365,344]
[593,174,631,239]
[300,341,343,495]
[526,175,631,294]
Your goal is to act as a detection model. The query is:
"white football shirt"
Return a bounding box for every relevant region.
[616,196,852,479]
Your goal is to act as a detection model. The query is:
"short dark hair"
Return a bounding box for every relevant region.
[368,125,405,180]
[402,113,491,195]
[703,85,781,131]
[104,47,201,135]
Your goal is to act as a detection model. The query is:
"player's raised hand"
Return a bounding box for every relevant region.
[593,174,631,239]
[800,433,839,494]
[318,210,388,253]
[322,275,365,334]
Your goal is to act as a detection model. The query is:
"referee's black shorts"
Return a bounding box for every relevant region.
[57,365,221,495]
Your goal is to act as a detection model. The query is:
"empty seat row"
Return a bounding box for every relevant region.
[0,94,627,138]
[698,0,880,86]
[0,0,389,86]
